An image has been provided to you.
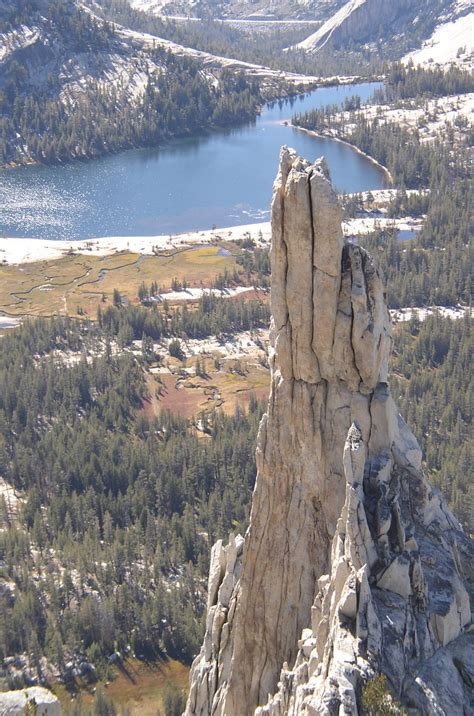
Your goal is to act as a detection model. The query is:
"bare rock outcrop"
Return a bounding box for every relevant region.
[0,686,61,715]
[185,148,473,716]
[295,0,415,53]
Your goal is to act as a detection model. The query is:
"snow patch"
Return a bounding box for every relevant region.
[338,93,474,145]
[0,222,271,265]
[0,25,41,62]
[153,286,258,302]
[390,305,471,322]
[0,316,21,330]
[343,216,424,236]
[179,329,269,361]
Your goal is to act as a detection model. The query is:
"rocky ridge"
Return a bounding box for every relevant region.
[293,0,473,65]
[128,1,345,21]
[295,0,415,52]
[185,147,473,715]
[0,0,316,100]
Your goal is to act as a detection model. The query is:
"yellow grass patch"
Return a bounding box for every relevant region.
[53,658,188,715]
[0,246,238,319]
[149,357,270,421]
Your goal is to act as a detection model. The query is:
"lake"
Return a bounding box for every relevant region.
[0,82,386,241]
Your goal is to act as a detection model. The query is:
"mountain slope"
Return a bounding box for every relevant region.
[128,0,345,21]
[293,0,473,64]
[0,0,316,166]
[403,1,473,67]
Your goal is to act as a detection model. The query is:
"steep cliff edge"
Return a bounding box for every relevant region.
[185,148,473,715]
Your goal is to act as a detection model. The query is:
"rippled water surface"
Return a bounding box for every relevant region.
[0,82,386,240]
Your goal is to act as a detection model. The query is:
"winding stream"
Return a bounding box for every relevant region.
[0,82,386,241]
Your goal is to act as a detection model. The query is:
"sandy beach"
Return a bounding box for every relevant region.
[0,208,428,267]
[0,222,272,266]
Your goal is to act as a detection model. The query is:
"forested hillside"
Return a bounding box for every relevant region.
[0,49,262,165]
[96,0,385,77]
[293,65,473,308]
[0,315,264,687]
[123,0,345,21]
[390,314,472,532]
[0,0,294,167]
[0,296,471,699]
[96,0,315,65]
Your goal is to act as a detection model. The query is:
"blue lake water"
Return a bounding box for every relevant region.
[0,82,386,241]
[397,229,419,241]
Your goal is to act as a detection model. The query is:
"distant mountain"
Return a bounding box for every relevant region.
[292,0,473,65]
[403,0,473,67]
[117,0,473,67]
[128,0,346,21]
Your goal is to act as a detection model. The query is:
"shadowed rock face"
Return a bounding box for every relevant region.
[185,149,473,716]
[294,0,449,54]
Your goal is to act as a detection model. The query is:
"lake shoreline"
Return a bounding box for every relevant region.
[0,210,424,267]
[289,123,393,183]
[0,77,376,172]
[0,81,385,240]
[0,222,272,266]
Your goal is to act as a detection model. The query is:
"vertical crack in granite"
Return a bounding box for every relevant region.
[308,168,318,381]
[185,149,473,716]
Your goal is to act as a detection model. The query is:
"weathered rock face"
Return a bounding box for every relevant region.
[185,148,473,716]
[0,686,61,715]
[295,0,415,52]
[294,0,462,55]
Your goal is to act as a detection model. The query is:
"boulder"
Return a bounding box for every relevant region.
[0,687,61,715]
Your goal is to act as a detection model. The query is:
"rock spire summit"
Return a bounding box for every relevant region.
[185,148,473,715]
